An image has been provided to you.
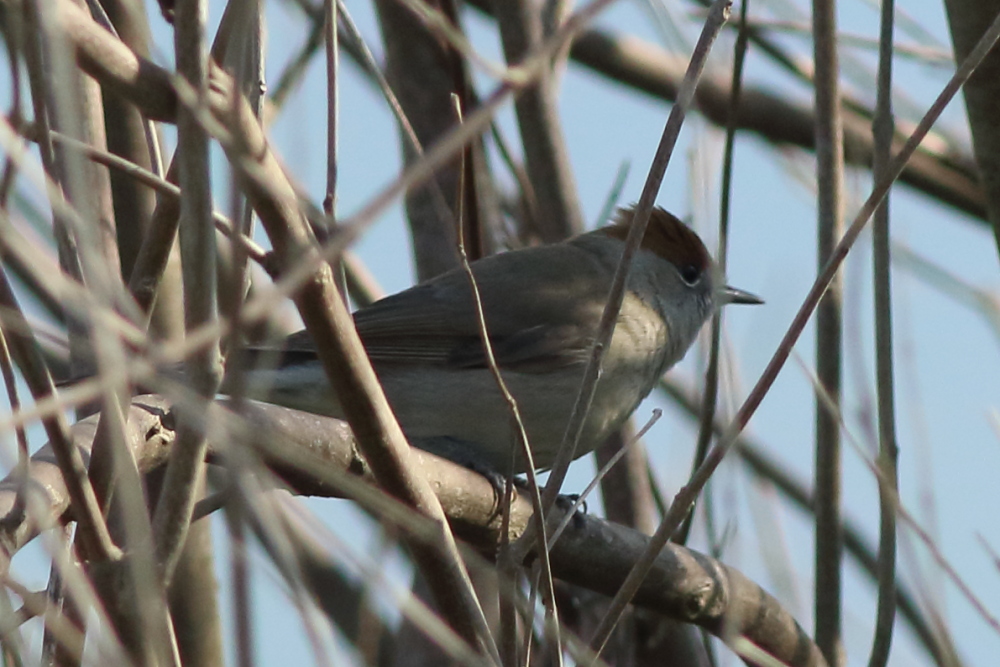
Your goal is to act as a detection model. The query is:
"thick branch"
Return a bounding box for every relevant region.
[0,395,825,667]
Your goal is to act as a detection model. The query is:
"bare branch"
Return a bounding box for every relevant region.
[0,395,825,667]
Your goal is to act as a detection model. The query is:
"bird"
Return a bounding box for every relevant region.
[236,205,761,473]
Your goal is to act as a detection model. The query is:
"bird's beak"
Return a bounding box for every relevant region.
[719,285,764,305]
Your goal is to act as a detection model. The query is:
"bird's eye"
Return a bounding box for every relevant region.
[679,264,702,286]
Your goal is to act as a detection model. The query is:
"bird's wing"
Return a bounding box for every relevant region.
[340,243,613,373]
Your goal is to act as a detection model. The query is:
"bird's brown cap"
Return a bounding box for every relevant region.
[597,205,712,273]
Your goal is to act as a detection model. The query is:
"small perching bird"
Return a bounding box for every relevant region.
[236,206,761,472]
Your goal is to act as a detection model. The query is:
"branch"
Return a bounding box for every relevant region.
[0,394,825,667]
[151,0,221,586]
[495,0,584,240]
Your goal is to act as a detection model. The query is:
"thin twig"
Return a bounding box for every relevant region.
[450,95,562,667]
[324,0,338,221]
[593,161,630,228]
[323,0,346,301]
[124,0,240,317]
[541,0,733,524]
[218,12,265,666]
[710,16,952,65]
[488,121,540,239]
[812,0,846,659]
[677,0,751,547]
[798,355,1000,639]
[40,128,267,263]
[3,578,86,660]
[0,4,23,211]
[40,525,81,666]
[0,266,118,561]
[0,322,29,505]
[548,409,662,548]
[867,0,899,662]
[225,491,255,667]
[341,251,384,307]
[152,0,222,585]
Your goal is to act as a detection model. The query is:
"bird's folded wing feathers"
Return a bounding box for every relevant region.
[283,244,613,373]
